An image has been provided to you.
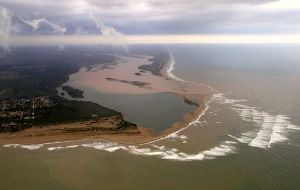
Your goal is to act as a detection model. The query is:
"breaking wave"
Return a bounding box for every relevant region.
[3,144,44,150]
[81,140,237,161]
[166,51,185,82]
[3,138,236,161]
[213,93,299,149]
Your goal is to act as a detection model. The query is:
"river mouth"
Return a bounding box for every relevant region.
[58,55,211,133]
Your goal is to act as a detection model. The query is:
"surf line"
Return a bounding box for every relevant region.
[212,93,300,149]
[3,138,99,150]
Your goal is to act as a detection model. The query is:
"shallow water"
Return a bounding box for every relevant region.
[59,85,196,133]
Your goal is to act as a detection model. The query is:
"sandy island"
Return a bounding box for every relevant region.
[0,54,212,146]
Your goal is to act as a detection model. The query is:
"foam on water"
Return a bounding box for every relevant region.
[3,144,19,148]
[3,144,44,150]
[48,145,79,151]
[213,93,298,149]
[288,124,300,130]
[79,140,236,161]
[2,139,236,161]
[167,133,188,140]
[3,139,93,151]
[166,51,185,82]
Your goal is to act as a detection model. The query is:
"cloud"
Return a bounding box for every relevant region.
[0,0,299,35]
[0,7,11,50]
[88,13,128,52]
[89,13,122,37]
[21,18,66,34]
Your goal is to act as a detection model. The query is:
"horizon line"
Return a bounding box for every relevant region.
[9,34,300,46]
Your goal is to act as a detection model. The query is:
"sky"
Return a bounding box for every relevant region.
[1,0,300,47]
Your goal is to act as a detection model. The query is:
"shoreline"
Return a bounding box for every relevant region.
[0,53,212,147]
[0,96,207,146]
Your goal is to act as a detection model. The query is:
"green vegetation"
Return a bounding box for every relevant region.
[106,77,151,88]
[35,97,120,125]
[0,47,133,129]
[138,52,169,76]
[184,98,199,107]
[62,86,84,98]
[0,48,116,99]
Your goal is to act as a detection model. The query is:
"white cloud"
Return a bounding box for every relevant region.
[0,7,11,50]
[259,0,300,10]
[89,13,122,37]
[0,0,299,34]
[22,18,66,34]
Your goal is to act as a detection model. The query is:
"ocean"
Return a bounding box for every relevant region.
[1,44,300,190]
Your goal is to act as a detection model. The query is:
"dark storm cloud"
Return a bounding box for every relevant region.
[0,0,299,34]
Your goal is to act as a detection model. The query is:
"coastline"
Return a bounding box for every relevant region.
[0,96,207,146]
[0,53,212,147]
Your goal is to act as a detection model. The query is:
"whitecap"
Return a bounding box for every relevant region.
[48,145,79,151]
[79,139,236,161]
[3,144,20,148]
[288,124,300,130]
[48,147,63,151]
[166,51,185,82]
[3,143,44,150]
[20,144,44,150]
[215,93,297,149]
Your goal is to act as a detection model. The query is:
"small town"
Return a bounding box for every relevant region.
[0,96,55,132]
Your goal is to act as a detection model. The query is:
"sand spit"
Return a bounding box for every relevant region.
[0,96,206,146]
